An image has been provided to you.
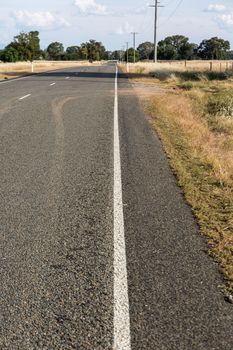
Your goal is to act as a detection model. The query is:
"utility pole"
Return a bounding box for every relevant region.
[126,42,129,64]
[121,45,125,63]
[126,41,129,72]
[149,1,164,62]
[131,32,139,63]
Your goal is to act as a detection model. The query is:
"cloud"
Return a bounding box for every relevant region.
[12,10,70,29]
[115,22,134,35]
[74,0,108,15]
[204,4,226,13]
[217,12,233,28]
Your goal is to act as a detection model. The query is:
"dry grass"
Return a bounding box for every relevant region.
[129,67,233,301]
[123,60,233,74]
[0,60,103,80]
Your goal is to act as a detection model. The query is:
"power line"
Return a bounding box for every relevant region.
[159,0,184,26]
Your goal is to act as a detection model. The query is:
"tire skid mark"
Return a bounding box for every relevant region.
[49,96,76,224]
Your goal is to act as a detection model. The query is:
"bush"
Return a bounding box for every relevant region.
[207,90,233,117]
[206,71,229,81]
[0,47,19,62]
[178,81,194,90]
[178,72,201,81]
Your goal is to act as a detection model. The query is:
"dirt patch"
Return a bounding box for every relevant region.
[131,80,166,100]
[0,74,19,80]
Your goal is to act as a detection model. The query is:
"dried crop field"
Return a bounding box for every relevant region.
[0,60,103,80]
[126,60,233,74]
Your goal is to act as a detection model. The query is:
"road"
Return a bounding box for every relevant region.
[0,63,233,349]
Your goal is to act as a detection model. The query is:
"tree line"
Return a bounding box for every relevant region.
[0,31,232,63]
[116,35,232,62]
[0,31,108,62]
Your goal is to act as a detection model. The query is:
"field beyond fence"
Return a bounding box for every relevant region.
[0,60,103,80]
[126,60,233,74]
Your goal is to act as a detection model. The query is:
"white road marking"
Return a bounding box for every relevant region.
[0,76,29,85]
[65,77,70,79]
[50,82,56,86]
[19,94,31,100]
[113,65,131,350]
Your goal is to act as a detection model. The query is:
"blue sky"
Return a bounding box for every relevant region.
[1,1,233,50]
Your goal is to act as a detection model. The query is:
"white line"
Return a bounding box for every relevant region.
[50,82,56,86]
[19,94,31,100]
[113,66,131,350]
[65,77,70,79]
[0,75,30,85]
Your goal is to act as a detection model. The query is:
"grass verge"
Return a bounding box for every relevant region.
[139,71,233,302]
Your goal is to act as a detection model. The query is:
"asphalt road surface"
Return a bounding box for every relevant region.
[0,63,233,349]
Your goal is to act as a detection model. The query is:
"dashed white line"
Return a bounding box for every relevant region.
[19,94,31,100]
[113,65,131,350]
[50,82,56,86]
[65,77,70,79]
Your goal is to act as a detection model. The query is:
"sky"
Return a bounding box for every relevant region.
[1,1,233,51]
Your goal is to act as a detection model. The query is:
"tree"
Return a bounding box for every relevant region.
[86,39,106,61]
[79,40,106,61]
[226,50,233,60]
[125,48,140,63]
[137,42,154,60]
[65,46,81,60]
[158,35,197,60]
[6,31,41,61]
[28,31,41,60]
[79,43,88,60]
[198,37,230,60]
[111,50,122,60]
[47,42,64,60]
[179,42,198,60]
[158,43,178,60]
[0,47,19,62]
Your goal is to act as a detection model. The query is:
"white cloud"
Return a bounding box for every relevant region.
[74,0,107,15]
[115,22,134,35]
[204,4,226,12]
[13,10,70,29]
[217,12,233,28]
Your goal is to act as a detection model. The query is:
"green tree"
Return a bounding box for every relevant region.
[179,42,198,60]
[198,37,230,60]
[0,47,19,62]
[137,42,154,60]
[125,48,140,63]
[6,31,41,61]
[79,43,88,60]
[80,40,106,61]
[65,46,81,60]
[111,50,121,60]
[47,42,64,60]
[158,43,178,60]
[158,35,197,60]
[28,31,41,60]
